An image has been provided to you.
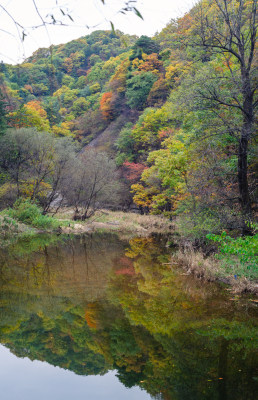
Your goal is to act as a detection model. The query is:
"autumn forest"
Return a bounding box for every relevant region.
[0,1,257,398]
[0,0,256,226]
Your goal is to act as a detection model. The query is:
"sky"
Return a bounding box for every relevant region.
[0,0,195,64]
[0,345,151,399]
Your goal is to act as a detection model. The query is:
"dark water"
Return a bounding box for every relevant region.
[0,233,257,400]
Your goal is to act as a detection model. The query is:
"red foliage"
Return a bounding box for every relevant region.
[122,161,147,183]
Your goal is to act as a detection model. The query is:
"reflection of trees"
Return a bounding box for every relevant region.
[0,234,257,399]
[103,236,258,399]
[2,304,109,376]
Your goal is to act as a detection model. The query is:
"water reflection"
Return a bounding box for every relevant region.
[0,233,257,399]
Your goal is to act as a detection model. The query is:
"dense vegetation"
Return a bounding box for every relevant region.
[0,1,257,244]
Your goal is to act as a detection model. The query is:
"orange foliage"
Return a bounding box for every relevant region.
[85,303,98,329]
[158,128,173,140]
[138,53,163,74]
[24,84,33,93]
[100,91,115,120]
[25,100,47,119]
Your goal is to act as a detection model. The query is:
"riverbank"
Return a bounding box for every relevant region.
[56,208,174,237]
[0,207,257,295]
[171,245,258,296]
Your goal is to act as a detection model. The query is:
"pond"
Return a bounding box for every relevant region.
[0,233,257,399]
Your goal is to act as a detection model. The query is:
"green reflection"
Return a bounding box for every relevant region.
[0,233,257,399]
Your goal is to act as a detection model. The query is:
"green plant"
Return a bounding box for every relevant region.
[7,199,60,229]
[0,215,19,234]
[207,228,258,280]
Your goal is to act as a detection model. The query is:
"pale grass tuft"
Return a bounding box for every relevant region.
[173,245,258,295]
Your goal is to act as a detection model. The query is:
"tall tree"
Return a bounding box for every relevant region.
[192,0,257,221]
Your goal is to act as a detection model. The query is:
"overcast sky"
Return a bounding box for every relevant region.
[0,0,195,64]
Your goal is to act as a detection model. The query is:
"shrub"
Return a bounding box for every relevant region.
[0,215,19,236]
[7,199,59,229]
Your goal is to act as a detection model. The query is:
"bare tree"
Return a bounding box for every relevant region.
[62,149,120,220]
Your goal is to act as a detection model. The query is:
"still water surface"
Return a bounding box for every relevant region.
[0,233,257,399]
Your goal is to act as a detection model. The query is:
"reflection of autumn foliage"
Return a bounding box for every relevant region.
[85,303,98,329]
[115,256,135,276]
[0,235,256,398]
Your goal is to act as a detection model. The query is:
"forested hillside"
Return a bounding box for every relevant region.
[0,0,257,240]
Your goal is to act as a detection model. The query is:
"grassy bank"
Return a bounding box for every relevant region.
[171,245,258,295]
[56,208,174,238]
[0,200,70,244]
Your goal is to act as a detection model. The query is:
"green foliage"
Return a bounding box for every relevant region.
[0,214,19,237]
[115,123,135,165]
[126,72,157,110]
[0,90,7,135]
[207,228,258,279]
[176,209,228,240]
[130,36,160,60]
[7,199,59,229]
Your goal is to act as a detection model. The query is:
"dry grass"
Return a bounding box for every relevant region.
[91,209,173,232]
[173,245,258,295]
[55,208,174,237]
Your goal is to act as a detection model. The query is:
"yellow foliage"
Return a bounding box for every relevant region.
[52,122,73,137]
[19,180,52,199]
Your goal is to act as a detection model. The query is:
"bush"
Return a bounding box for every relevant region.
[7,199,60,229]
[176,210,224,241]
[0,215,19,236]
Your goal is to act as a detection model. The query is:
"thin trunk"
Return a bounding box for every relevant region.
[238,135,251,217]
[238,69,253,224]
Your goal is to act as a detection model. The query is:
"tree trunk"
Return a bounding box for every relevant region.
[238,135,251,217]
[238,69,253,226]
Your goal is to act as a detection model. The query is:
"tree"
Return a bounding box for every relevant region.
[0,128,78,209]
[100,91,118,120]
[0,93,7,135]
[126,72,157,110]
[192,0,257,222]
[61,149,120,219]
[0,1,143,59]
[0,128,55,201]
[130,36,160,60]
[7,104,50,132]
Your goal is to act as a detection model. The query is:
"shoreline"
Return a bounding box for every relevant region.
[1,209,257,295]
